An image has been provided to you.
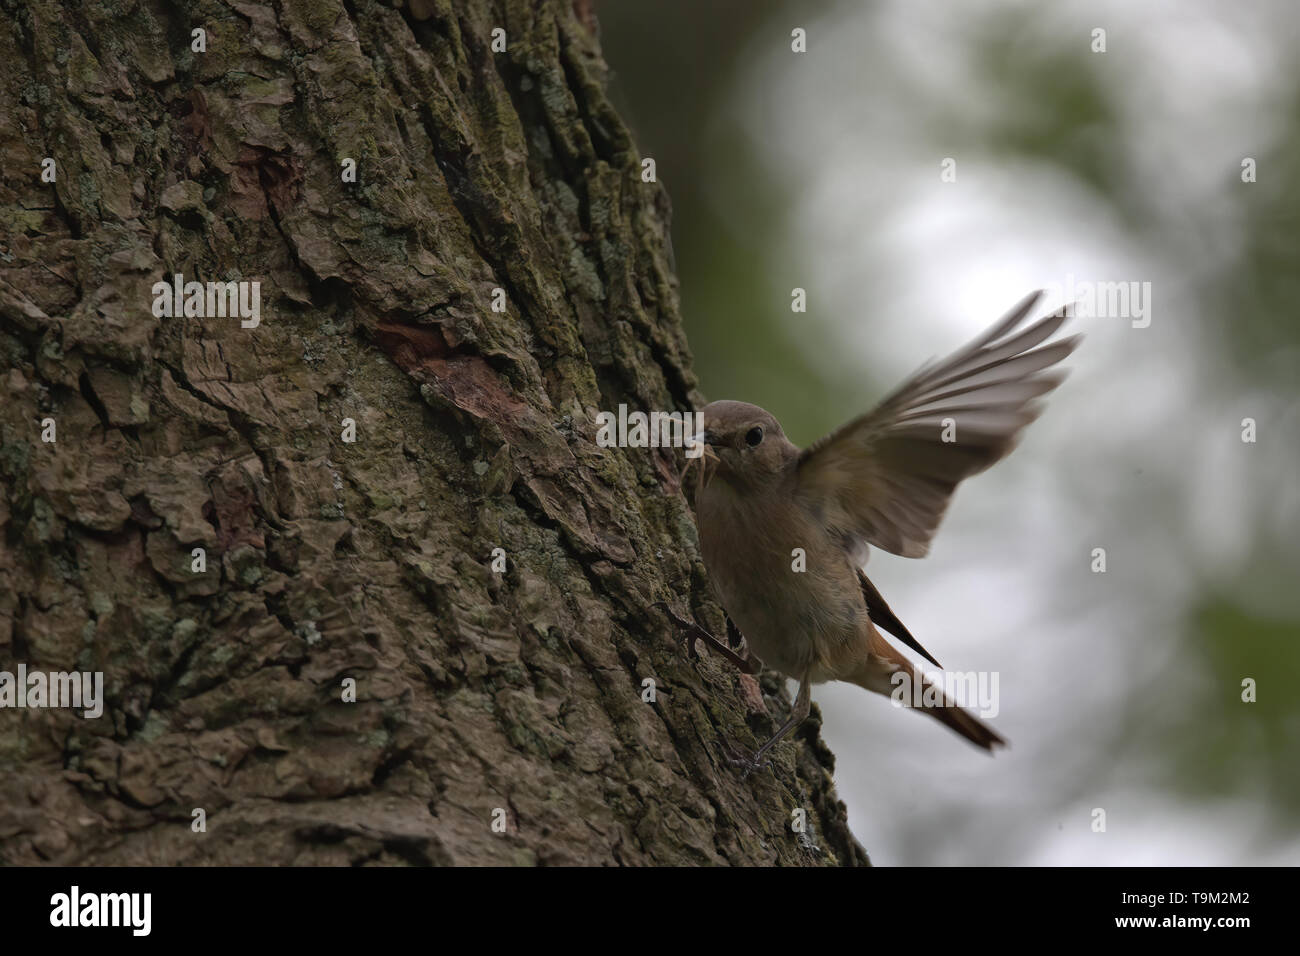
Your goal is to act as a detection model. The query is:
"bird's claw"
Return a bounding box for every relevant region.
[722,740,771,779]
[652,602,759,674]
[652,601,701,659]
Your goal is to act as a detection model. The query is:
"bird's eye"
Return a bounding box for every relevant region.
[744,426,764,447]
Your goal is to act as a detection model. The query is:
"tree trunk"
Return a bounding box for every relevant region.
[0,0,867,866]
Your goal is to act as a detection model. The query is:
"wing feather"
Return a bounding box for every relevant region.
[796,293,1079,559]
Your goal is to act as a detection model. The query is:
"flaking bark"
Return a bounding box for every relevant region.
[0,0,867,866]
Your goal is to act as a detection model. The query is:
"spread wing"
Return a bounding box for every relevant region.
[796,291,1079,559]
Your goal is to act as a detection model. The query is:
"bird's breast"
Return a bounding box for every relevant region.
[696,487,864,679]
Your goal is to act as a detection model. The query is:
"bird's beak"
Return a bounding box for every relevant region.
[684,428,716,460]
[703,431,722,460]
[685,430,720,463]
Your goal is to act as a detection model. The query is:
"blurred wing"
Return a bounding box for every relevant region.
[796,291,1080,559]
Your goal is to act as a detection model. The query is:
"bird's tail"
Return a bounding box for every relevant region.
[922,693,1007,751]
[850,634,1007,752]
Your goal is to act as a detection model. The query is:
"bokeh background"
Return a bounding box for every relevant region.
[601,0,1300,864]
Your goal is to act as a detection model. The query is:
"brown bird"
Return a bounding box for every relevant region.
[663,291,1079,773]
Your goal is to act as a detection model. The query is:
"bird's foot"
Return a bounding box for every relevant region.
[652,601,706,660]
[652,602,758,674]
[722,739,772,779]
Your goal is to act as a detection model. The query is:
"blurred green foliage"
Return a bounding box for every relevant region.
[1187,597,1300,808]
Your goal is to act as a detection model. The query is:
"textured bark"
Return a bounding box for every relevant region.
[0,0,867,865]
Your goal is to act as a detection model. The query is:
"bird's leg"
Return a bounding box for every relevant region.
[727,674,812,778]
[652,602,758,675]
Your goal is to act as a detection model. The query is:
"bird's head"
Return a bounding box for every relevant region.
[696,400,799,492]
